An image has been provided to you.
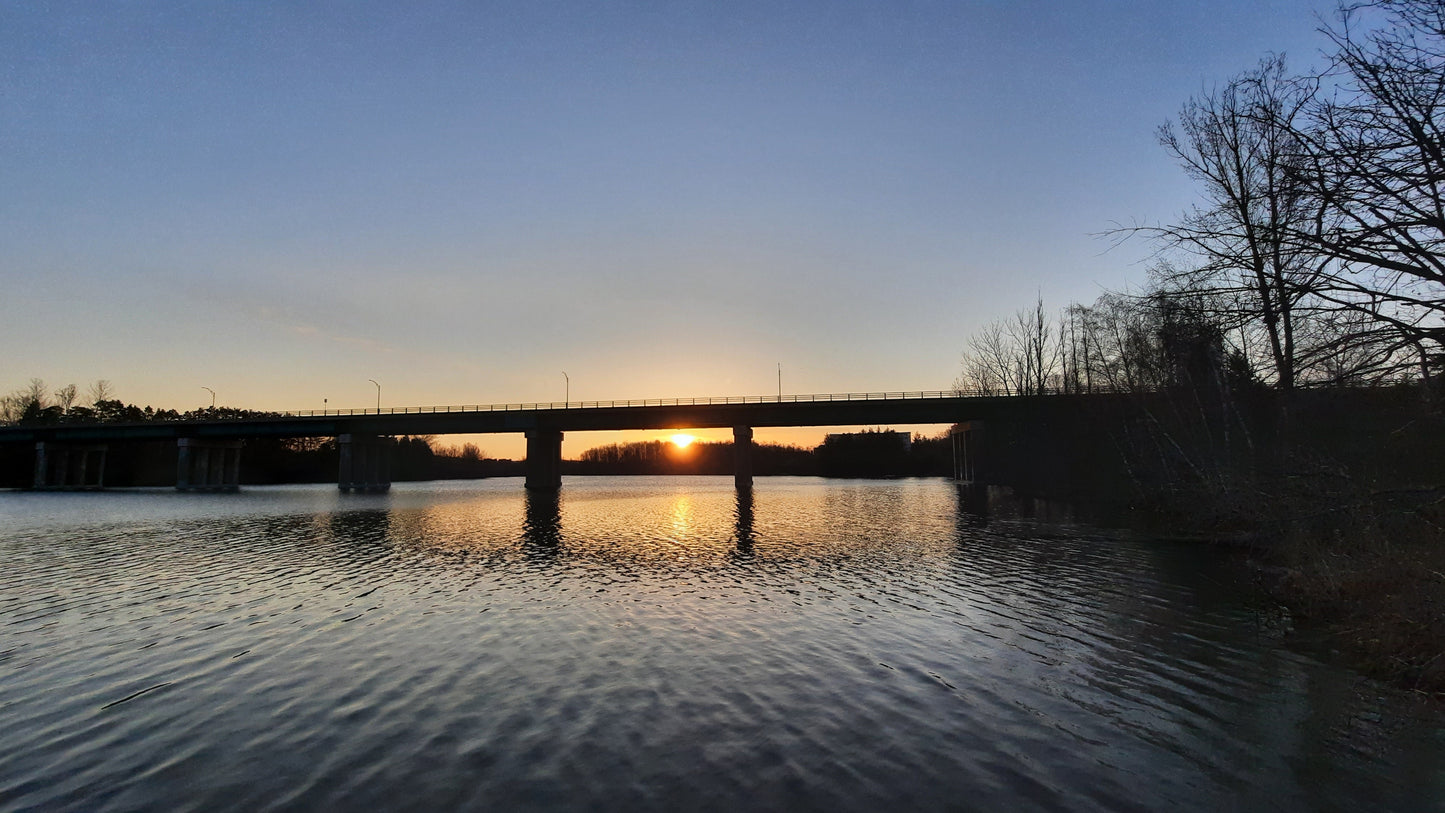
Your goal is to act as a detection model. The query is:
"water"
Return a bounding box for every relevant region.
[2,476,1442,811]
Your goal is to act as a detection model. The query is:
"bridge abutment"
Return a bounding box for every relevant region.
[176,438,242,492]
[525,429,564,490]
[33,442,108,490]
[338,434,393,492]
[733,425,753,490]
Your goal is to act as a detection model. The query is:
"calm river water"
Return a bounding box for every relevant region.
[2,476,1443,811]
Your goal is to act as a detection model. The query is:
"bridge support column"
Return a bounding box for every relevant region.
[176,438,242,492]
[733,425,753,490]
[951,421,987,484]
[33,442,108,490]
[338,434,393,493]
[525,429,564,490]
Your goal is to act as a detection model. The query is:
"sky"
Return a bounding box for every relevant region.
[2,1,1337,457]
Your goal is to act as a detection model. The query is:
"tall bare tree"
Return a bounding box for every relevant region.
[1290,0,1445,390]
[54,383,77,412]
[88,379,113,406]
[956,296,1064,396]
[1146,55,1324,393]
[1007,296,1055,395]
[957,320,1016,395]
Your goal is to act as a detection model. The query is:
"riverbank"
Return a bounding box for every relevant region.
[1080,390,1445,700]
[955,482,1442,700]
[1244,492,1445,698]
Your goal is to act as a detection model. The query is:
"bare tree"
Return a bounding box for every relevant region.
[1288,0,1445,391]
[1143,56,1326,393]
[1069,293,1161,393]
[0,393,24,423]
[1005,295,1056,395]
[957,297,1072,396]
[957,320,1016,395]
[88,379,113,406]
[23,378,49,409]
[0,378,53,423]
[1297,306,1413,384]
[54,383,77,412]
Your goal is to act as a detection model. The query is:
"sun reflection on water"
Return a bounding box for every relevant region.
[669,493,694,542]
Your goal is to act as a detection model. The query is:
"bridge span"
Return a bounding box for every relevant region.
[1,390,1040,491]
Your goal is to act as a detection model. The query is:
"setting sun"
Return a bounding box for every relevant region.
[669,433,696,448]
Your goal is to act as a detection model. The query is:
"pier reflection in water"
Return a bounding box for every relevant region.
[0,476,1441,811]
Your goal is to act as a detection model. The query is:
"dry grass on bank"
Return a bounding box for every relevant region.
[1259,493,1445,697]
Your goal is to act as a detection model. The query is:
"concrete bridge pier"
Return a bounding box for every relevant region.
[733,425,753,490]
[33,442,108,490]
[338,434,393,493]
[950,421,987,484]
[525,429,564,490]
[176,438,242,492]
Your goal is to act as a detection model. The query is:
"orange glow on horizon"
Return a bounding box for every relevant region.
[669,433,696,448]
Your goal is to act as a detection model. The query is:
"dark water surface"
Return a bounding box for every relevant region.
[2,477,1442,811]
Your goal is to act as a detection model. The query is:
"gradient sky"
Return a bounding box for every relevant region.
[2,1,1334,457]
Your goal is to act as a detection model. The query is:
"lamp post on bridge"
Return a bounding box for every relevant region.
[201,386,215,410]
[777,363,782,402]
[562,371,569,408]
[368,379,380,412]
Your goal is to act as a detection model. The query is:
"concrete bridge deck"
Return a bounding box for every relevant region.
[0,391,1002,442]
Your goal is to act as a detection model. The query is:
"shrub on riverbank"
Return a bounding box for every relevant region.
[1259,491,1445,696]
[1176,404,1445,698]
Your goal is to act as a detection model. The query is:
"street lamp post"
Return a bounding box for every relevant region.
[201,386,216,410]
[562,371,569,408]
[368,379,381,412]
[777,363,782,401]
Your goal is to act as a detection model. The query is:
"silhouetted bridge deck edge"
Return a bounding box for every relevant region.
[2,390,1101,492]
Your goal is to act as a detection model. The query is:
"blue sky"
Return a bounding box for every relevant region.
[2,1,1334,455]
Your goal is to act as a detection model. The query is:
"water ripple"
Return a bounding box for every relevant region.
[1,478,1441,811]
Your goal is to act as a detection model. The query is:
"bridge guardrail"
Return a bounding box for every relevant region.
[279,390,985,418]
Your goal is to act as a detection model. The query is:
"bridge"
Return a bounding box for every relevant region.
[0,390,1037,492]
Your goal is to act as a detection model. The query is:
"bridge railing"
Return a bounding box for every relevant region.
[2,387,1122,431]
[280,389,988,418]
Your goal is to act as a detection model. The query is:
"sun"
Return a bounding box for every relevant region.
[669,433,696,449]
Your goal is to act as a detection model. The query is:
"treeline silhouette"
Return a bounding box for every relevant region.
[571,433,952,478]
[814,429,952,478]
[576,440,810,475]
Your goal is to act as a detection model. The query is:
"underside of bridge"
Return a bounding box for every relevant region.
[522,424,758,490]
